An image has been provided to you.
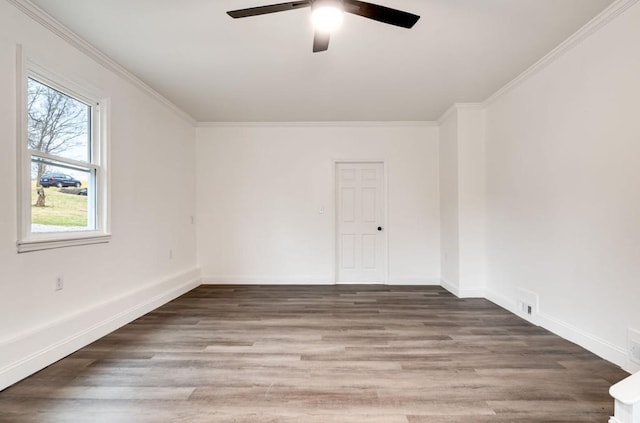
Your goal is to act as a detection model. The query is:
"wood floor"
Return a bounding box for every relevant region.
[0,285,629,423]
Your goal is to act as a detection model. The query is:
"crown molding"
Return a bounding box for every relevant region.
[6,0,197,125]
[437,103,485,124]
[196,121,439,128]
[9,0,635,127]
[485,0,640,106]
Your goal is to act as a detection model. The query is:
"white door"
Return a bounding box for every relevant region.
[336,162,386,283]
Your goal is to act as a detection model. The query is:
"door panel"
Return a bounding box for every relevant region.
[362,234,377,269]
[362,188,377,223]
[341,188,356,222]
[336,162,385,283]
[341,234,356,269]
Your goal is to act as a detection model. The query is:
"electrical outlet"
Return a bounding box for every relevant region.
[55,276,64,291]
[629,328,640,364]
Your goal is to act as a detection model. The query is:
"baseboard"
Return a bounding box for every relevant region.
[202,275,333,285]
[203,276,440,286]
[458,287,486,298]
[535,311,635,374]
[485,288,635,374]
[440,278,460,296]
[0,267,201,391]
[440,279,484,298]
[388,277,441,286]
[485,287,519,314]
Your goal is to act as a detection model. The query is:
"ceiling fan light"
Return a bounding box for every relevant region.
[311,1,344,32]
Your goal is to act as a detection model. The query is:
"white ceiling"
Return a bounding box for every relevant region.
[28,0,614,122]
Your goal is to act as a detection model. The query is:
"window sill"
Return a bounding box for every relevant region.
[17,232,111,253]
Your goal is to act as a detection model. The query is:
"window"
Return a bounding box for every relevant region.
[18,58,109,253]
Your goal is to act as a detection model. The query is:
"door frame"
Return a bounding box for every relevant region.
[332,159,389,285]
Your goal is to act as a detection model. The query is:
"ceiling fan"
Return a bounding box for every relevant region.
[227,0,420,52]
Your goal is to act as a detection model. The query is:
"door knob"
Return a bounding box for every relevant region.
[377,226,383,231]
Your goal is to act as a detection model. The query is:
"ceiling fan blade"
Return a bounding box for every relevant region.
[227,1,310,18]
[313,31,330,52]
[344,0,420,28]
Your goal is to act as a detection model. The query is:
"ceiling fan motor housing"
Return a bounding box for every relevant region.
[311,0,345,33]
[311,0,345,10]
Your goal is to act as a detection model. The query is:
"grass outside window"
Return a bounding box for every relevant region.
[31,182,88,227]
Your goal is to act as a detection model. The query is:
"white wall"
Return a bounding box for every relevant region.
[484,1,640,373]
[3,0,637,393]
[196,124,440,285]
[439,106,486,298]
[457,107,486,296]
[439,112,460,288]
[0,1,199,390]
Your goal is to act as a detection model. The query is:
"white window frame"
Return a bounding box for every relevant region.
[16,47,110,253]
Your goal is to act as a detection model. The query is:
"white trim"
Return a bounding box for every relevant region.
[437,103,485,125]
[388,277,440,286]
[30,151,100,173]
[17,233,111,253]
[486,287,539,326]
[440,278,460,297]
[16,44,28,248]
[5,0,196,125]
[330,161,337,285]
[202,277,440,286]
[0,268,201,391]
[485,288,638,374]
[26,58,102,105]
[484,0,640,106]
[536,310,634,373]
[197,121,439,128]
[440,279,484,298]
[383,161,389,285]
[485,288,519,314]
[17,52,111,252]
[7,0,636,127]
[202,276,332,285]
[97,97,111,237]
[458,288,485,298]
[333,160,389,285]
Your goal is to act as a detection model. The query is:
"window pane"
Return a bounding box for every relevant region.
[27,78,91,163]
[31,161,94,233]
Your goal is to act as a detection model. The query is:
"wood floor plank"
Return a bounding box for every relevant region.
[0,285,629,422]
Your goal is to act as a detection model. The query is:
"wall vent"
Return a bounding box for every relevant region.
[516,288,539,321]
